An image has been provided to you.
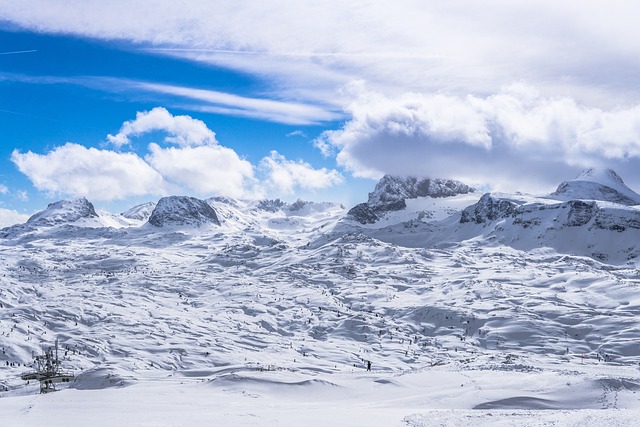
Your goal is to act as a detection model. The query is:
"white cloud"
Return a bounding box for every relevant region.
[0,184,8,194]
[16,190,29,202]
[317,84,640,192]
[5,1,640,107]
[0,208,29,228]
[286,130,307,138]
[145,143,257,199]
[107,107,217,147]
[135,82,341,125]
[11,143,166,201]
[11,108,342,201]
[259,151,343,195]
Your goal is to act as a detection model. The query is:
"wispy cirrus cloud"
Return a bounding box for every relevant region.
[0,72,340,125]
[4,1,640,106]
[135,82,341,125]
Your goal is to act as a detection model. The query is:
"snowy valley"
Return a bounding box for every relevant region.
[2,168,640,426]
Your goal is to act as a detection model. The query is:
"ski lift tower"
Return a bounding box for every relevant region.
[21,339,74,393]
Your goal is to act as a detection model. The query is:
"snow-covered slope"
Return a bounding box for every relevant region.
[121,202,156,222]
[2,170,640,425]
[551,168,640,205]
[26,197,100,226]
[348,175,475,224]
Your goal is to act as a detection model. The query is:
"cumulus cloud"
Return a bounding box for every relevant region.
[259,151,343,195]
[316,84,640,192]
[0,208,29,228]
[145,143,257,198]
[11,109,343,201]
[11,143,166,200]
[107,107,217,147]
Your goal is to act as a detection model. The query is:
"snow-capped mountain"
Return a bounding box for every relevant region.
[348,175,475,224]
[148,196,221,227]
[550,168,640,205]
[3,168,640,425]
[26,197,99,226]
[121,202,157,222]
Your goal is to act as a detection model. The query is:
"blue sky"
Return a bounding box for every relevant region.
[3,1,640,225]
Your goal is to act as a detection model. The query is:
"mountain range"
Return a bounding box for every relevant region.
[2,168,640,422]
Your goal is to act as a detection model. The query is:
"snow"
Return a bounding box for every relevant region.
[551,168,640,206]
[2,170,640,425]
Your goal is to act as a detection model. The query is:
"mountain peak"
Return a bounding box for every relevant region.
[148,196,221,227]
[551,168,640,206]
[27,197,99,226]
[348,175,475,224]
[122,202,157,222]
[575,168,625,187]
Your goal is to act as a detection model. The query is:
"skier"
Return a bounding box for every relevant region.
[366,360,371,371]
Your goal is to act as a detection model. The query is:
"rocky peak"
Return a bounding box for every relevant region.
[460,193,517,224]
[349,175,475,224]
[148,196,221,227]
[27,197,99,226]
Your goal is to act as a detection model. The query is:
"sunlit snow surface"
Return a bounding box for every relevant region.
[2,194,640,426]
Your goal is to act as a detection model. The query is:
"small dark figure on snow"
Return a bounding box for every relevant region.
[367,361,371,371]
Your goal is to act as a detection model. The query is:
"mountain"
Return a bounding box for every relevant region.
[550,168,640,205]
[121,202,157,222]
[26,197,99,226]
[148,196,221,227]
[2,171,640,424]
[348,175,475,224]
[451,168,640,262]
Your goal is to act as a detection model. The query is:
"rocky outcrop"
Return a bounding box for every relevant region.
[148,196,220,227]
[460,194,517,224]
[349,175,475,224]
[27,197,99,226]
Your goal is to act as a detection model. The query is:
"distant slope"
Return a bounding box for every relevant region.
[348,175,476,224]
[550,168,640,205]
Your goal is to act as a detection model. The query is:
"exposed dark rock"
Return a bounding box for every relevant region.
[148,196,220,227]
[460,194,517,224]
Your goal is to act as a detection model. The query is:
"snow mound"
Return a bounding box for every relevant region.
[551,168,640,206]
[148,196,221,227]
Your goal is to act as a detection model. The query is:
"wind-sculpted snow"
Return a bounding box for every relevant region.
[2,171,640,425]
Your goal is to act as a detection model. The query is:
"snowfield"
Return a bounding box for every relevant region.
[2,170,640,426]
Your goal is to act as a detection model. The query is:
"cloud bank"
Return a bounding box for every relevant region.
[12,143,166,200]
[12,108,342,201]
[317,83,640,192]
